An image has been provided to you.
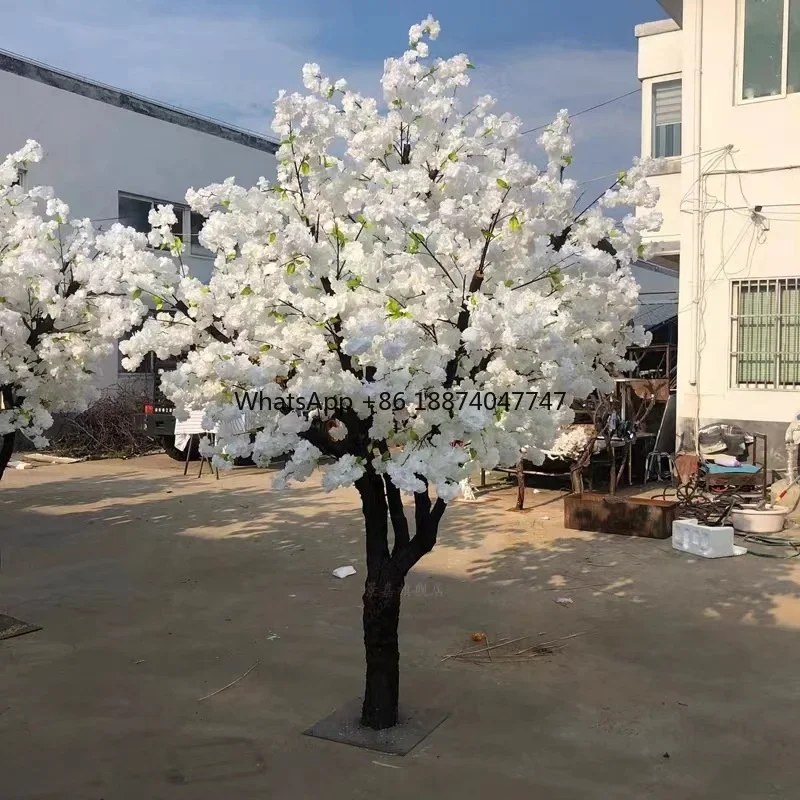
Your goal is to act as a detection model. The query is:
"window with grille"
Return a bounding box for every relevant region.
[652,80,682,158]
[731,279,800,388]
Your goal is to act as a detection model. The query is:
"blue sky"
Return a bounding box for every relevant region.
[0,0,668,182]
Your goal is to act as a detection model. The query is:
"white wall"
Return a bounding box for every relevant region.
[636,1,800,460]
[0,69,276,390]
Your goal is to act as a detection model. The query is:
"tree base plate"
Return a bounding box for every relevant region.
[0,614,41,641]
[304,697,448,755]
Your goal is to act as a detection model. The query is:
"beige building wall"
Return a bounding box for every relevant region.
[637,0,800,466]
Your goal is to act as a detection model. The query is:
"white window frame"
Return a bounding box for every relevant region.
[730,278,800,390]
[651,79,683,159]
[117,191,213,259]
[737,0,797,104]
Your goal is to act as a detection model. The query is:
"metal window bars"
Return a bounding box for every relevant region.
[730,277,800,389]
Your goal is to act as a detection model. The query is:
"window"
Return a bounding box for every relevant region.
[190,210,213,258]
[117,192,213,258]
[731,279,800,388]
[741,0,800,99]
[118,192,184,240]
[652,80,682,158]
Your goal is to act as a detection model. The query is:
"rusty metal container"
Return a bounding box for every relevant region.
[564,492,678,539]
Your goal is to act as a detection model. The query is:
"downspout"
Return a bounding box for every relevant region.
[689,0,704,451]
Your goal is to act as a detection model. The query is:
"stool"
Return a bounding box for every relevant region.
[645,451,674,484]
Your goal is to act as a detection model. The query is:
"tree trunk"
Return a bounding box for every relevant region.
[354,468,446,730]
[0,430,14,481]
[361,576,404,729]
[515,459,525,510]
[0,386,15,481]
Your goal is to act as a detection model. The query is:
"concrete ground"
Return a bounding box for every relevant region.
[2,456,800,799]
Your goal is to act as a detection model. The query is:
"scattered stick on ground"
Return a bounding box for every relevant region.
[442,632,588,664]
[196,661,259,701]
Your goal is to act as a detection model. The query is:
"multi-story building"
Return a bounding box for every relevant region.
[636,0,800,468]
[0,49,277,393]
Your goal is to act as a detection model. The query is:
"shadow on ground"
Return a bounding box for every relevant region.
[2,457,800,799]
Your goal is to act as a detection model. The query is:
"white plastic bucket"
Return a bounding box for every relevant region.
[729,505,789,534]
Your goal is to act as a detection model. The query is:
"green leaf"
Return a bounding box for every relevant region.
[269,232,277,244]
[481,229,496,241]
[447,151,459,162]
[616,170,627,186]
[504,280,515,288]
[346,276,362,290]
[548,267,564,291]
[333,224,347,246]
[469,447,478,459]
[221,199,230,208]
[153,296,164,310]
[286,262,296,276]
[240,286,253,296]
[386,298,402,315]
[300,159,311,176]
[328,342,338,351]
[562,155,573,166]
[408,429,419,442]
[509,214,521,232]
[494,409,504,422]
[480,127,493,137]
[636,244,646,258]
[469,294,478,307]
[496,177,509,189]
[131,288,142,301]
[327,85,335,99]
[391,98,403,107]
[381,450,392,462]
[467,62,476,69]
[260,344,271,352]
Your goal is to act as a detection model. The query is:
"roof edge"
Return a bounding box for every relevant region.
[0,49,278,155]
[635,18,681,38]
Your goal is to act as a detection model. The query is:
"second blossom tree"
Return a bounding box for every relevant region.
[119,18,661,729]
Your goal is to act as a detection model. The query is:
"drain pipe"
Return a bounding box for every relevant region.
[689,0,704,451]
[786,416,800,483]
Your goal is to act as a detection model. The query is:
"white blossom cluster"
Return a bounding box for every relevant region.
[0,141,174,447]
[543,424,596,461]
[117,19,662,500]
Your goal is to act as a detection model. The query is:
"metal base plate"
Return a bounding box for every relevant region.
[304,697,448,755]
[0,614,41,641]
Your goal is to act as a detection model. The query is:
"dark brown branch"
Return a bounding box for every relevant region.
[384,474,410,556]
[172,300,232,344]
[356,469,390,574]
[391,483,446,574]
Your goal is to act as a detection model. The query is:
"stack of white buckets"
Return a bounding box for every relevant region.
[672,417,799,558]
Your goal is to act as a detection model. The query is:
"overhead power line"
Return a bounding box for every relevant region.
[520,88,642,136]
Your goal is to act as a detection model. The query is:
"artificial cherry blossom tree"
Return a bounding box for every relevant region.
[119,18,661,729]
[0,141,176,479]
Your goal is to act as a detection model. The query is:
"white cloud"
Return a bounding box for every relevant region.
[0,0,642,182]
